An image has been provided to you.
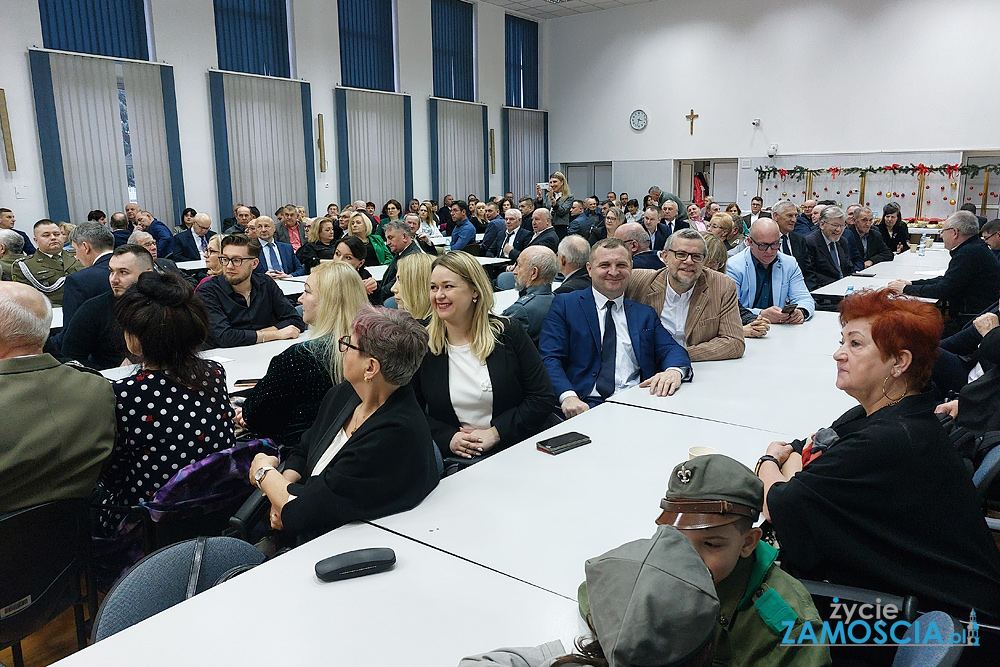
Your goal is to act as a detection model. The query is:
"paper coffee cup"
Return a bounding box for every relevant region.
[689,445,719,460]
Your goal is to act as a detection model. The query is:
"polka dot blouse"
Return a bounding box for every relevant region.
[97,360,235,535]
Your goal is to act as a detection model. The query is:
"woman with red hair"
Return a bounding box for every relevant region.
[757,289,1000,623]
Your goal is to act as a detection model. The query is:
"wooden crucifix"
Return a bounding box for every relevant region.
[686,109,699,135]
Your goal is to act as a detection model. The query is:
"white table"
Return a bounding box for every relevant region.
[907,226,943,236]
[54,524,581,666]
[742,310,843,358]
[372,402,793,600]
[608,343,856,437]
[811,248,949,298]
[176,259,206,271]
[276,278,305,297]
[101,332,314,393]
[492,289,519,313]
[51,306,63,329]
[368,255,508,282]
[432,232,485,247]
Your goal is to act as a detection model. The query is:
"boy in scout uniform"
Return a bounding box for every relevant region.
[579,454,830,666]
[655,455,830,667]
[12,219,81,306]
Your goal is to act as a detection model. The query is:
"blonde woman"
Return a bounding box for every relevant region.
[536,171,573,238]
[237,262,368,450]
[702,233,769,340]
[706,213,744,251]
[296,216,340,272]
[347,211,391,266]
[196,234,225,292]
[390,252,434,321]
[412,251,556,470]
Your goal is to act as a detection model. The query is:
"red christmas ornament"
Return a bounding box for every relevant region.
[941,186,945,190]
[865,201,870,206]
[927,185,931,189]
[968,197,973,201]
[971,186,976,190]
[836,191,841,194]
[979,192,983,196]
[911,192,916,195]
[876,191,882,195]
[900,194,905,198]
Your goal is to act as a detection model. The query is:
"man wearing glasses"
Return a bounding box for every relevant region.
[981,218,1000,261]
[801,206,855,291]
[889,211,1000,334]
[198,234,305,348]
[726,219,814,324]
[625,228,745,361]
[171,212,216,262]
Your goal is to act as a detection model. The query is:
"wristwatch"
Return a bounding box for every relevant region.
[754,455,781,476]
[254,465,276,488]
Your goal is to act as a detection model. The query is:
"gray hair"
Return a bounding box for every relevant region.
[505,208,522,221]
[352,305,429,386]
[0,283,52,349]
[856,206,873,218]
[128,230,153,245]
[558,234,590,269]
[67,221,114,251]
[520,246,558,284]
[945,211,979,237]
[384,220,411,238]
[0,229,25,255]
[666,227,708,252]
[534,207,551,221]
[404,212,420,225]
[820,206,845,224]
[771,200,797,216]
[616,222,652,250]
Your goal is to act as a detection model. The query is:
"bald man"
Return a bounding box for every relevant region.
[615,222,664,269]
[0,282,115,513]
[172,212,216,261]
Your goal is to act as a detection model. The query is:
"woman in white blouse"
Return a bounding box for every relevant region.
[412,251,556,472]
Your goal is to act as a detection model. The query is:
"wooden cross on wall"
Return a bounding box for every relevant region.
[686,109,699,135]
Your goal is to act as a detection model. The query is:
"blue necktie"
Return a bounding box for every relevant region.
[200,234,208,251]
[596,301,617,399]
[828,241,842,278]
[266,243,281,272]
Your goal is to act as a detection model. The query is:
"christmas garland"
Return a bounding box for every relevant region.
[756,163,1000,182]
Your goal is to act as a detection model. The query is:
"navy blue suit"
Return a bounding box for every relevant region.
[631,250,665,269]
[539,288,691,401]
[652,220,689,251]
[254,240,306,277]
[487,227,531,258]
[15,229,36,256]
[61,252,113,328]
[111,229,132,248]
[481,217,506,255]
[147,219,174,258]
[172,229,216,262]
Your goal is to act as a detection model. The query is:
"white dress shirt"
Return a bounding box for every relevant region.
[578,288,640,401]
[447,343,494,430]
[658,281,693,347]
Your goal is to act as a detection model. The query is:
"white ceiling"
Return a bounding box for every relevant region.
[481,0,659,21]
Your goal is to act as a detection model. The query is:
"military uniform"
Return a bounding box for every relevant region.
[581,455,831,667]
[1,250,26,281]
[12,250,81,305]
[501,284,555,345]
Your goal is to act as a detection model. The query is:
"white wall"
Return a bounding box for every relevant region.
[543,0,1000,202]
[0,0,512,234]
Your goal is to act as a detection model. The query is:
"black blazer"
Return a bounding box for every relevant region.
[509,227,559,261]
[904,236,1000,323]
[61,253,112,327]
[847,227,893,266]
[554,269,591,294]
[487,227,531,258]
[282,383,439,536]
[877,221,910,254]
[781,231,814,289]
[802,229,854,290]
[172,229,216,262]
[651,220,689,251]
[412,317,557,458]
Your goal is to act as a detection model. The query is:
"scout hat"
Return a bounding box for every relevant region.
[585,524,720,667]
[656,454,763,529]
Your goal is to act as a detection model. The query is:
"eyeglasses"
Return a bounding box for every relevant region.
[204,249,219,256]
[748,239,781,252]
[667,249,706,263]
[338,335,369,357]
[219,256,253,267]
[822,222,845,230]
[983,231,999,242]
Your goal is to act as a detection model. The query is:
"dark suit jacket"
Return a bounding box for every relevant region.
[794,215,814,236]
[172,229,216,262]
[539,289,692,400]
[510,227,559,261]
[847,227,893,266]
[878,221,910,254]
[148,220,174,259]
[14,229,36,256]
[481,217,506,253]
[940,301,999,373]
[60,291,126,370]
[281,383,439,536]
[781,231,816,291]
[631,250,664,270]
[254,240,306,277]
[487,227,531,258]
[199,273,306,348]
[904,236,1000,323]
[802,230,854,290]
[111,229,132,248]
[413,317,556,457]
[651,220,689,251]
[554,268,591,294]
[61,252,113,327]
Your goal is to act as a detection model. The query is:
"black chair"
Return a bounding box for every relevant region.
[91,536,264,642]
[800,579,919,623]
[0,499,97,667]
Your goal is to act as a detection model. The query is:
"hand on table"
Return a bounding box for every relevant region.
[266,270,291,280]
[887,279,910,294]
[743,318,770,338]
[759,306,789,324]
[935,399,959,419]
[973,312,999,338]
[450,428,497,459]
[560,396,589,418]
[276,325,301,340]
[864,260,874,268]
[785,308,805,325]
[640,369,684,396]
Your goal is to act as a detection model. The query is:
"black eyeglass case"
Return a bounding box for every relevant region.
[315,547,396,582]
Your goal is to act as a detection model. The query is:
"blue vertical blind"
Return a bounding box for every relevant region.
[38,0,148,60]
[431,0,475,102]
[338,0,394,91]
[505,15,538,109]
[214,0,291,78]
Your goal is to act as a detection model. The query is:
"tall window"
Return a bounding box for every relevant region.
[338,0,394,91]
[431,0,474,102]
[214,0,291,78]
[38,0,149,61]
[505,15,538,109]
